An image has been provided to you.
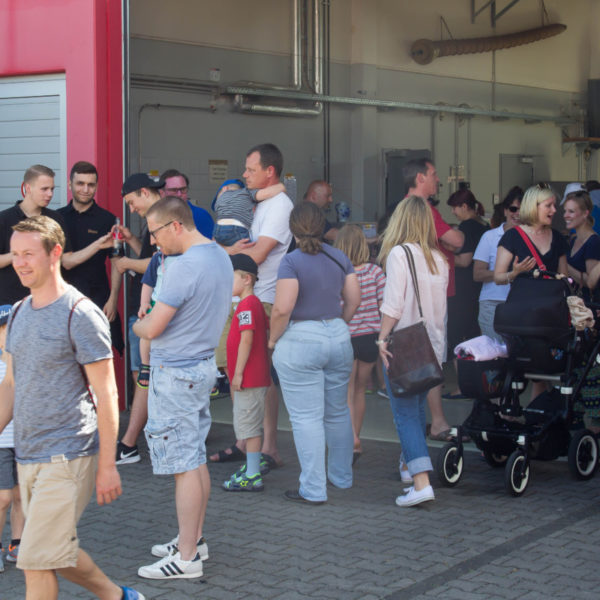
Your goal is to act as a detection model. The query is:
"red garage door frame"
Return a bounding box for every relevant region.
[0,0,126,406]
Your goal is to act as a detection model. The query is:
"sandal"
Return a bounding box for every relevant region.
[261,453,282,469]
[209,444,246,463]
[136,364,150,389]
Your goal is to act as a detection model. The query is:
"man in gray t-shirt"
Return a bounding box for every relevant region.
[0,215,144,600]
[133,196,232,581]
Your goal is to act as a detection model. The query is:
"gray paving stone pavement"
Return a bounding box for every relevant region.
[2,413,600,599]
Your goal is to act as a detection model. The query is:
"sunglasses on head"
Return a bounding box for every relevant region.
[507,206,519,213]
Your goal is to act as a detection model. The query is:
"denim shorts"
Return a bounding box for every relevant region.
[0,447,17,489]
[213,224,251,247]
[128,314,142,372]
[145,358,217,475]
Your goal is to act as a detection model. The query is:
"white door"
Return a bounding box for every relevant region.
[0,74,67,211]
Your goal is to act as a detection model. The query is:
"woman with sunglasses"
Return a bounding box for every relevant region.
[563,190,600,301]
[472,186,523,341]
[494,183,568,285]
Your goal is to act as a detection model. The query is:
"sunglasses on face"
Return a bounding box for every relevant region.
[507,206,519,213]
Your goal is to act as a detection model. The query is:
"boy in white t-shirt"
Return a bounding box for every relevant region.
[0,305,24,571]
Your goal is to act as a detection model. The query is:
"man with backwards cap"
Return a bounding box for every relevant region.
[112,173,165,465]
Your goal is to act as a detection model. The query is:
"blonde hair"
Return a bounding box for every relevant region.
[378,195,442,273]
[334,224,369,266]
[519,184,556,226]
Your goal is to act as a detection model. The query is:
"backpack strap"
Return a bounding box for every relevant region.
[515,226,547,271]
[68,297,97,412]
[7,296,29,336]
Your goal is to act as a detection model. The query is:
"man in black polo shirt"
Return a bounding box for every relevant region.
[58,161,124,353]
[0,165,76,304]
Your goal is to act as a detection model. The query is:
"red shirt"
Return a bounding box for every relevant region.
[430,204,456,297]
[226,294,270,388]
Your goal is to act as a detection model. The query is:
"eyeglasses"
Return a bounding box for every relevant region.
[165,186,188,195]
[536,182,551,190]
[507,206,520,213]
[149,220,175,238]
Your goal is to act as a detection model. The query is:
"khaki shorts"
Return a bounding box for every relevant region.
[17,455,97,570]
[216,301,272,369]
[233,386,268,439]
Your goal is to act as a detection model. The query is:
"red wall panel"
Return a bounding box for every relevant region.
[0,0,126,406]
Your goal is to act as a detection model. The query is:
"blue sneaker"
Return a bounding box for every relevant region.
[121,586,146,599]
[222,471,264,492]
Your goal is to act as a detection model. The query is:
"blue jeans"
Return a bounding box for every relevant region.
[213,224,250,246]
[384,370,433,476]
[128,314,142,372]
[273,318,353,501]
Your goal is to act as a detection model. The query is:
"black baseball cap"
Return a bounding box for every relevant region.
[230,254,259,279]
[122,173,165,196]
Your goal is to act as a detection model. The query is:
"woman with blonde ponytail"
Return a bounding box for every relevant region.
[377,196,448,507]
[269,202,361,504]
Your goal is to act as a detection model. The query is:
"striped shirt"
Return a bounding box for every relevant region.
[214,188,258,229]
[349,262,386,336]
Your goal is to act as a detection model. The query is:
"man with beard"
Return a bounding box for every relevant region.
[58,161,124,353]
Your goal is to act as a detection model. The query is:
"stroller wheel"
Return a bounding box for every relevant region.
[482,449,508,468]
[504,450,530,496]
[568,429,598,480]
[436,443,463,487]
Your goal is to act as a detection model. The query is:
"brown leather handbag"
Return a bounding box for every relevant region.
[386,245,444,397]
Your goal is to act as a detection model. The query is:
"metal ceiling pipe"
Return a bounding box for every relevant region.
[225,85,576,125]
[236,0,322,117]
[411,23,567,65]
[234,94,322,116]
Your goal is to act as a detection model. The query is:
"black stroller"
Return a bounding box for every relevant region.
[436,271,600,496]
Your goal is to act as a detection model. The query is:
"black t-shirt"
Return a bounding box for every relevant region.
[0,201,72,304]
[498,227,569,272]
[58,201,116,306]
[128,228,154,313]
[455,218,489,300]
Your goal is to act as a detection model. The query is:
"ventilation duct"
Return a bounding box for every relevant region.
[411,24,566,65]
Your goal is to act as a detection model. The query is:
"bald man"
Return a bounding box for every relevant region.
[304,180,338,242]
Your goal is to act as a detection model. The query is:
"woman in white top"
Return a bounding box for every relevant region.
[377,196,449,507]
[473,187,522,341]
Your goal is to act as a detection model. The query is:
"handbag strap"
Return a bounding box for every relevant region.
[401,245,424,319]
[319,248,346,272]
[515,226,547,271]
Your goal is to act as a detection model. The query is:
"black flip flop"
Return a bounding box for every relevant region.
[210,444,246,463]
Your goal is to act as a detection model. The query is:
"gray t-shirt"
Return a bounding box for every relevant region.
[151,241,234,367]
[277,246,354,321]
[6,285,113,463]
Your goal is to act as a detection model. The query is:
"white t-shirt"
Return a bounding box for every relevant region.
[250,191,293,304]
[473,224,511,302]
[0,359,13,448]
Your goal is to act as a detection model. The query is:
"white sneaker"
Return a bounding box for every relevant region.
[395,485,435,507]
[151,535,208,561]
[138,551,203,579]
